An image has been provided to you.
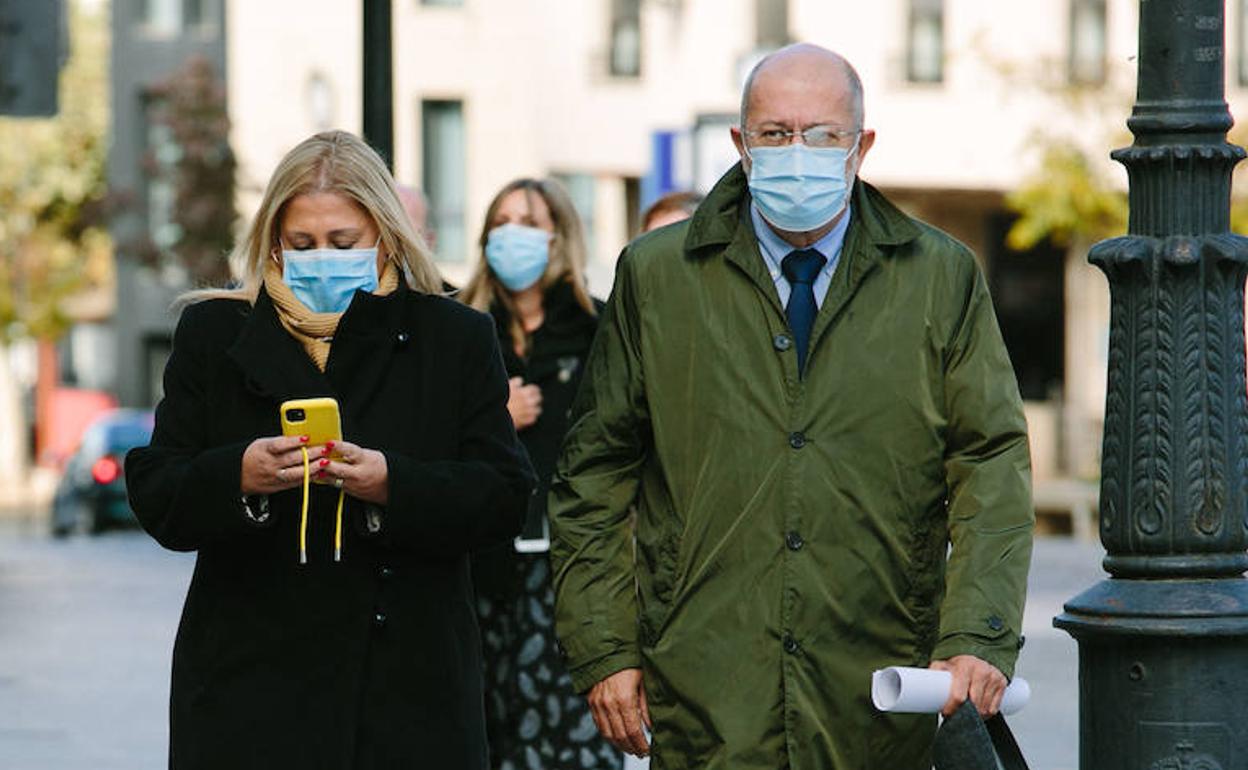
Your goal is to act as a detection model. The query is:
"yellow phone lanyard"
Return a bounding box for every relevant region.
[298,447,346,564]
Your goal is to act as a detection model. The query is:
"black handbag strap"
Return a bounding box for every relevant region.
[985,712,1029,770]
[931,700,1031,770]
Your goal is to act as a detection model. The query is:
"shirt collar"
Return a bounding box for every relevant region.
[751,202,853,280]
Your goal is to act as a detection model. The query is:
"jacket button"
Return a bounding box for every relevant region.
[373,612,387,628]
[783,634,800,654]
[786,531,804,551]
[396,331,410,345]
[987,615,1004,632]
[789,432,806,449]
[379,566,394,580]
[773,334,793,352]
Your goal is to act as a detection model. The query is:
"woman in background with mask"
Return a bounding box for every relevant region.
[460,178,620,770]
[126,130,533,770]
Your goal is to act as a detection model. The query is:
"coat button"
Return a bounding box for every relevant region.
[783,634,800,654]
[379,566,394,580]
[373,612,387,628]
[786,531,804,551]
[396,331,410,345]
[987,615,1005,632]
[789,431,806,449]
[773,334,793,352]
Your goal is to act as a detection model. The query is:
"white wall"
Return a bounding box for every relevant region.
[224,0,1248,303]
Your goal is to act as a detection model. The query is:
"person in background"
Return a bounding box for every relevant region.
[126,130,533,770]
[639,190,704,233]
[396,182,437,252]
[460,178,621,770]
[549,44,1033,769]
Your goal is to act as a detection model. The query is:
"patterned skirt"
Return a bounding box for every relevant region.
[475,552,624,770]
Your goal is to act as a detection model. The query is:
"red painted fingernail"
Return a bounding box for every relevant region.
[300,435,309,443]
[324,441,335,450]
[319,459,329,467]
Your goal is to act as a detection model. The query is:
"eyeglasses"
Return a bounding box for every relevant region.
[743,125,860,149]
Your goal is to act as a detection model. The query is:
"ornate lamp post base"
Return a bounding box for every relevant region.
[1054,3,1248,767]
[1057,578,1248,769]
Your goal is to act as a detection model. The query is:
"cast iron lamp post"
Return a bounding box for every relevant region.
[1054,1,1248,767]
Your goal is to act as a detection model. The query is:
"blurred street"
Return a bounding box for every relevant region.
[0,514,1100,770]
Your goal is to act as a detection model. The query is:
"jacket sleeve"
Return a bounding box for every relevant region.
[548,252,649,693]
[930,256,1035,679]
[125,303,258,552]
[374,311,534,557]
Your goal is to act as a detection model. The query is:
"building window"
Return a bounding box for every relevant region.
[421,100,466,262]
[756,0,788,49]
[183,0,219,33]
[906,0,943,83]
[137,0,181,34]
[143,99,182,251]
[553,173,596,258]
[610,0,641,77]
[1069,0,1107,85]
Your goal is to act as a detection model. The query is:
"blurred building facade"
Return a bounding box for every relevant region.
[109,0,1248,509]
[109,0,225,407]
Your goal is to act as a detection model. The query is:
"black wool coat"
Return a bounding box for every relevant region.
[126,284,534,770]
[469,281,601,599]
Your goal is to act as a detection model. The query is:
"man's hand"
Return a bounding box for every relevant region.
[507,377,543,430]
[587,668,651,758]
[929,655,1007,717]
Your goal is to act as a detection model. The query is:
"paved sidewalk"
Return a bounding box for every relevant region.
[0,520,1103,770]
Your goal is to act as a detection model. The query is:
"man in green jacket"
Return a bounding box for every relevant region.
[549,43,1033,770]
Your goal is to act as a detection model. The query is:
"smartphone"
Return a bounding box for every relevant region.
[280,397,344,471]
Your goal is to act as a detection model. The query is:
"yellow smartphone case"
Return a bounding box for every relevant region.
[280,398,344,466]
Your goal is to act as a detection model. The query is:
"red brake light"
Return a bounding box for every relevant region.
[92,456,121,485]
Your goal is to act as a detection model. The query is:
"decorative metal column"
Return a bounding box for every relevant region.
[362,0,393,170]
[1054,2,1248,768]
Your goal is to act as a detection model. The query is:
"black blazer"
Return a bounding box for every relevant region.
[470,281,601,599]
[126,284,534,770]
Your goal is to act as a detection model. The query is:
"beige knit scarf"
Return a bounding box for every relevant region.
[263,257,401,371]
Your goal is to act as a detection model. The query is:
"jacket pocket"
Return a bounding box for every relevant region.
[636,504,684,647]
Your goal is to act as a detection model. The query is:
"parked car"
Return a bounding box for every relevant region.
[50,409,154,536]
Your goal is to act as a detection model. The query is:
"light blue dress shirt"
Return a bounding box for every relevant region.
[750,202,852,309]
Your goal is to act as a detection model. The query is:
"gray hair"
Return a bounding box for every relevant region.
[739,48,865,130]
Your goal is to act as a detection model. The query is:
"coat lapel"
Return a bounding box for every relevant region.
[808,180,922,364]
[226,288,334,405]
[324,282,409,429]
[684,165,927,376]
[685,163,786,319]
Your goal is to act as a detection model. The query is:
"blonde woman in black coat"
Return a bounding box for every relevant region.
[460,179,619,770]
[126,131,534,770]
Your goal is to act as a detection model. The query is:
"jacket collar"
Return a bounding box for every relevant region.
[681,162,925,352]
[490,280,597,341]
[683,162,923,258]
[227,287,333,404]
[227,283,411,413]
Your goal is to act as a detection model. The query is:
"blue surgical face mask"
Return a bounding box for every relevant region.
[746,140,858,233]
[485,223,551,292]
[281,242,380,314]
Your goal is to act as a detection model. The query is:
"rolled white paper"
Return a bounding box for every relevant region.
[870,666,1030,716]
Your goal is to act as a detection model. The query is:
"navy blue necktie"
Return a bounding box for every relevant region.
[782,248,826,377]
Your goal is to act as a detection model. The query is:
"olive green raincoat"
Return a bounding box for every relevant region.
[549,164,1033,770]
